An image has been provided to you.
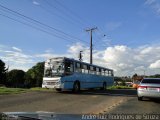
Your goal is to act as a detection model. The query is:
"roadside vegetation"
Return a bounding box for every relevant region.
[30,87,53,91]
[107,86,134,90]
[0,87,27,95]
[0,87,54,95]
[0,59,44,88]
[0,86,134,95]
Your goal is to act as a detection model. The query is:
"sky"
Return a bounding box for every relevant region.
[0,0,160,76]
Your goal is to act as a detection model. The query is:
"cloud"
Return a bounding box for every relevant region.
[105,22,122,31]
[149,60,160,69]
[145,0,160,15]
[145,0,156,5]
[0,45,35,71]
[12,46,22,52]
[65,43,160,76]
[45,48,54,53]
[1,43,160,76]
[75,44,160,76]
[32,1,40,5]
[35,53,60,59]
[67,42,90,60]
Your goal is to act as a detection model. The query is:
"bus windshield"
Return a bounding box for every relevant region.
[44,60,64,77]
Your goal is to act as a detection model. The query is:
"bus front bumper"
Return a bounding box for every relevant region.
[42,83,62,89]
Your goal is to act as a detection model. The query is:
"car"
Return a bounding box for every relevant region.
[137,78,160,101]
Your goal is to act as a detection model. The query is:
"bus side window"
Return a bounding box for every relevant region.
[111,71,114,76]
[82,64,88,74]
[104,70,109,76]
[76,62,82,73]
[89,66,95,74]
[108,71,112,76]
[96,67,101,75]
[96,67,98,75]
[108,71,110,76]
[101,69,104,76]
[65,61,73,75]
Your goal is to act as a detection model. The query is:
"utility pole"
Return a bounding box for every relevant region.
[86,27,97,64]
[79,51,83,61]
[143,70,145,77]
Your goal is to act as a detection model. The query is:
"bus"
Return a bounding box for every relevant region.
[42,57,114,92]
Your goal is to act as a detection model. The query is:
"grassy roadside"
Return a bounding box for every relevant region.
[0,86,134,95]
[0,87,28,95]
[0,87,53,95]
[30,87,54,91]
[107,86,134,90]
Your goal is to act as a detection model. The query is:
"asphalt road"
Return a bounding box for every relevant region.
[107,96,160,114]
[0,89,159,115]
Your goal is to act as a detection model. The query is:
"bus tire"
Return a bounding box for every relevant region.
[56,88,62,92]
[73,81,80,93]
[101,82,107,90]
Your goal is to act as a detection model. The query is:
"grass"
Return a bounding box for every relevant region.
[107,85,133,90]
[0,87,54,95]
[0,86,134,95]
[0,87,28,95]
[30,87,54,91]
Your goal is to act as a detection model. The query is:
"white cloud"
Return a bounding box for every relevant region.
[12,46,22,52]
[0,45,35,71]
[67,42,90,61]
[33,1,40,5]
[149,60,160,69]
[145,0,156,5]
[35,53,67,60]
[145,0,160,15]
[68,42,88,54]
[45,48,54,53]
[29,43,160,76]
[140,46,153,54]
[1,43,160,76]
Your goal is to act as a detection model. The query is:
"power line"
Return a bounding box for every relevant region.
[54,0,88,27]
[52,0,112,49]
[0,8,76,43]
[0,12,76,43]
[44,0,111,49]
[36,1,85,30]
[39,0,111,48]
[39,5,76,26]
[44,0,82,25]
[0,4,89,44]
[37,4,89,44]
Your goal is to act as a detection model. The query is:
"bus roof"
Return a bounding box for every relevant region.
[48,57,113,71]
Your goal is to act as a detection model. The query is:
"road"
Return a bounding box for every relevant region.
[0,89,159,115]
[107,95,160,114]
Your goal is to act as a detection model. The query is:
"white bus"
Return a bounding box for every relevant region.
[42,57,114,92]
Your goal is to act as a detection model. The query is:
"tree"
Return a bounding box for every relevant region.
[24,69,35,88]
[132,73,143,81]
[25,62,44,87]
[0,59,7,85]
[132,73,138,78]
[7,69,25,87]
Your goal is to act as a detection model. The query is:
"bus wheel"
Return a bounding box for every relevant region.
[102,82,107,90]
[73,81,80,93]
[56,88,62,92]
